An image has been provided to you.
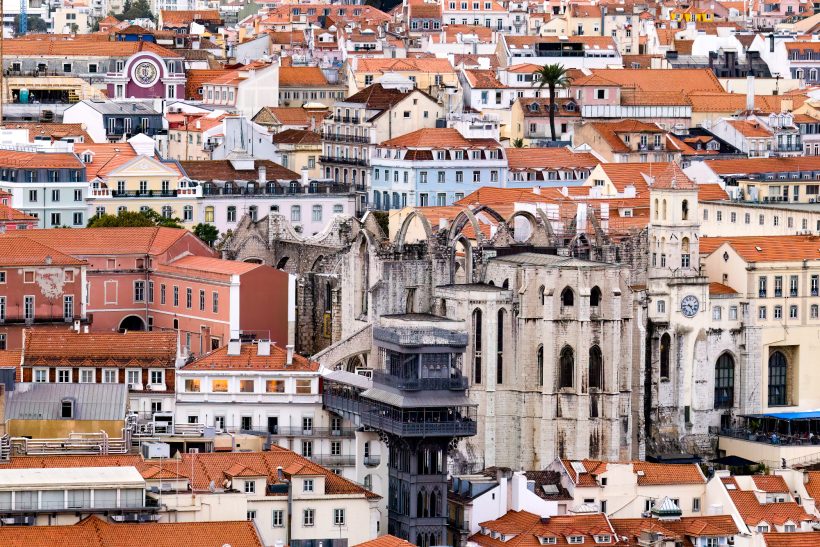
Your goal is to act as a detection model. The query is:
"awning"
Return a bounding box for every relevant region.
[743,411,820,420]
[709,455,760,467]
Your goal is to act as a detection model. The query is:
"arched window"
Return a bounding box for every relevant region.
[502,279,509,289]
[590,286,602,307]
[681,237,690,268]
[654,198,659,220]
[662,199,667,221]
[538,285,546,305]
[682,199,689,220]
[714,353,735,408]
[472,309,482,384]
[561,287,574,307]
[660,333,671,380]
[589,346,603,390]
[559,346,574,388]
[497,309,505,385]
[768,351,788,406]
[363,474,372,490]
[536,345,543,386]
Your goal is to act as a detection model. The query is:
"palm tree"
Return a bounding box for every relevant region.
[533,64,572,142]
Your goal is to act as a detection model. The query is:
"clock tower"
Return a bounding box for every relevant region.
[643,163,712,458]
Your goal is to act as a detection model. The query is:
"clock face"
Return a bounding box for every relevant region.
[133,60,159,87]
[681,295,699,318]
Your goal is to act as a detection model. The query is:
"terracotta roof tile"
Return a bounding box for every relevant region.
[709,282,739,296]
[5,122,92,143]
[270,129,322,145]
[179,159,299,181]
[753,475,790,493]
[355,57,454,74]
[470,510,615,547]
[279,66,328,87]
[727,119,773,138]
[0,149,83,169]
[631,461,706,485]
[0,238,85,267]
[183,341,317,371]
[764,532,820,546]
[728,489,814,526]
[253,107,329,127]
[356,536,417,547]
[506,148,598,170]
[464,69,505,89]
[2,38,180,58]
[804,472,820,502]
[703,156,820,175]
[186,69,231,100]
[612,515,738,544]
[23,330,177,368]
[583,68,724,94]
[700,235,820,263]
[380,127,499,149]
[0,227,198,257]
[0,515,264,547]
[0,203,37,223]
[161,9,221,25]
[345,84,414,110]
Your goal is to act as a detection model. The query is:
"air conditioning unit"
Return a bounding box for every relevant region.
[188,447,200,453]
[127,383,136,389]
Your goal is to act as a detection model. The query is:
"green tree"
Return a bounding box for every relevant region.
[533,64,573,142]
[14,15,49,34]
[122,0,154,21]
[193,223,220,246]
[512,138,524,148]
[87,209,182,229]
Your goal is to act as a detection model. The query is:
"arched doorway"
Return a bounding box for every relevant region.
[119,315,146,332]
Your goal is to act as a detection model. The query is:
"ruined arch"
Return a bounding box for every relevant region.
[447,205,505,246]
[451,234,474,284]
[506,209,544,244]
[395,209,433,252]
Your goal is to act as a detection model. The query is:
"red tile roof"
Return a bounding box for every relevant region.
[183,342,317,371]
[5,122,92,143]
[279,66,329,86]
[763,532,820,546]
[161,9,221,25]
[727,119,773,138]
[0,203,38,223]
[0,515,264,547]
[2,38,180,58]
[355,536,417,547]
[23,330,178,368]
[469,510,616,547]
[0,149,83,169]
[562,459,705,486]
[380,128,499,149]
[700,235,820,263]
[1,227,203,257]
[753,475,790,493]
[703,156,820,176]
[506,148,598,170]
[2,447,378,498]
[355,57,454,74]
[0,238,85,267]
[612,515,738,545]
[709,282,739,296]
[727,489,814,526]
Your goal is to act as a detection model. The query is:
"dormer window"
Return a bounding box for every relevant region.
[539,538,557,545]
[568,537,584,544]
[61,398,74,418]
[82,152,93,163]
[593,535,611,544]
[566,102,575,111]
[529,103,539,112]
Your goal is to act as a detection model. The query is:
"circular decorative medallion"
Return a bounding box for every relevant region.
[133,60,159,87]
[680,294,700,318]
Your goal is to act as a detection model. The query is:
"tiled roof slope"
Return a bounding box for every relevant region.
[727,489,813,526]
[0,238,85,266]
[505,148,598,170]
[4,447,379,498]
[380,128,499,149]
[0,515,263,547]
[0,149,83,168]
[179,159,299,181]
[345,84,413,110]
[469,510,615,547]
[752,475,790,493]
[182,342,318,371]
[700,235,820,262]
[23,330,177,368]
[0,227,197,256]
[2,38,180,58]
[355,536,417,547]
[763,532,820,546]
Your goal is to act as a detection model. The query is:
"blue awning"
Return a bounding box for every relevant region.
[763,411,820,420]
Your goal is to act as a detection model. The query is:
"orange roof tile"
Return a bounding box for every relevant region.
[2,38,180,58]
[703,156,820,176]
[5,122,92,143]
[727,119,773,138]
[805,472,820,502]
[728,489,813,526]
[161,9,221,25]
[0,227,205,257]
[470,510,615,547]
[0,516,263,547]
[763,532,820,547]
[355,57,454,74]
[0,238,85,267]
[709,282,739,296]
[355,536,417,547]
[381,127,499,149]
[279,66,329,87]
[0,149,83,169]
[23,330,178,368]
[0,203,37,223]
[698,183,730,201]
[584,68,724,94]
[631,461,706,485]
[183,342,317,372]
[464,69,505,89]
[753,475,790,493]
[700,235,820,262]
[506,148,598,170]
[612,515,738,543]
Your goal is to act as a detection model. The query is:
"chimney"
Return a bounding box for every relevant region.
[600,5,606,36]
[770,32,775,53]
[258,165,267,183]
[746,74,755,112]
[286,344,294,365]
[257,339,271,356]
[227,339,241,356]
[301,167,309,186]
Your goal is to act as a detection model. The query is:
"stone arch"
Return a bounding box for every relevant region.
[310,255,325,272]
[451,234,474,284]
[244,257,263,264]
[275,256,290,269]
[119,315,146,332]
[506,209,545,244]
[448,205,506,245]
[395,209,433,252]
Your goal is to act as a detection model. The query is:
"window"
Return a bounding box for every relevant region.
[212,379,228,392]
[559,346,574,388]
[312,205,322,222]
[57,369,71,383]
[790,305,798,319]
[473,309,482,384]
[714,353,735,408]
[333,508,346,526]
[183,205,193,222]
[61,399,74,418]
[51,212,62,226]
[266,380,285,393]
[759,306,767,320]
[757,525,769,533]
[660,333,671,379]
[304,478,314,492]
[212,292,219,313]
[150,370,163,385]
[790,275,799,297]
[568,537,584,545]
[34,369,47,383]
[186,288,192,308]
[536,345,543,387]
[134,281,145,302]
[160,284,166,305]
[291,205,301,222]
[24,295,34,320]
[589,346,603,390]
[173,286,179,307]
[185,379,200,392]
[657,300,665,313]
[303,508,315,526]
[227,206,237,223]
[296,379,312,394]
[759,276,768,298]
[713,306,722,321]
[247,511,256,521]
[240,379,254,393]
[768,351,788,405]
[693,497,701,512]
[812,305,819,319]
[0,296,5,321]
[729,306,738,320]
[244,481,256,494]
[64,295,73,321]
[272,510,284,527]
[199,290,205,311]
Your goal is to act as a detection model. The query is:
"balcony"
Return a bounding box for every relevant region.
[111,190,178,198]
[231,426,356,438]
[320,155,369,167]
[308,454,356,467]
[321,133,370,144]
[363,455,381,467]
